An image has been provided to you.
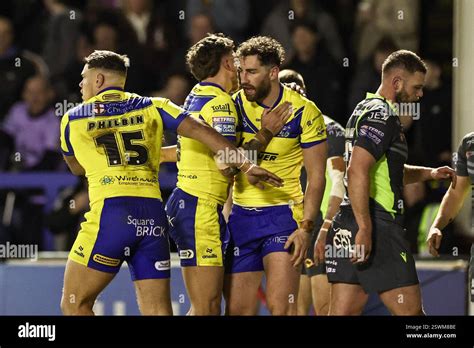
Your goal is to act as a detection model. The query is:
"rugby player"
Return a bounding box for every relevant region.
[162,34,292,315]
[224,37,328,316]
[59,50,283,315]
[427,133,474,304]
[279,69,345,316]
[325,50,456,315]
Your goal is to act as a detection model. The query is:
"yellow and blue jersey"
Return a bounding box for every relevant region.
[60,87,188,205]
[176,82,239,205]
[232,84,327,207]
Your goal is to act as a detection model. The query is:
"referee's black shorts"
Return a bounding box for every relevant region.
[325,206,419,293]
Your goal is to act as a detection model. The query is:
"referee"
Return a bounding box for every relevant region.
[325,50,456,315]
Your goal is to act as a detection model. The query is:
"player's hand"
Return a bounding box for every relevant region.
[261,102,293,135]
[283,82,307,97]
[313,229,328,266]
[427,226,443,257]
[245,164,284,189]
[285,228,311,267]
[351,228,372,264]
[431,166,457,189]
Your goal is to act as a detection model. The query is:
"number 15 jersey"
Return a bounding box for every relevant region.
[60,87,188,205]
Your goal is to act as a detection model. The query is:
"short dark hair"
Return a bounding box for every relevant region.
[237,36,285,67]
[84,50,129,75]
[279,69,306,91]
[382,49,427,75]
[186,33,234,81]
[290,18,319,36]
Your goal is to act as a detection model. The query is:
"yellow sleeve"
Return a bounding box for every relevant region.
[300,101,327,148]
[200,95,238,142]
[151,97,189,131]
[60,113,74,156]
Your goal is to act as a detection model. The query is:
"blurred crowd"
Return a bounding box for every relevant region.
[0,0,468,256]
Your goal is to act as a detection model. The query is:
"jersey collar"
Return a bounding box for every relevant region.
[199,81,226,93]
[96,86,125,101]
[256,83,284,109]
[365,92,397,114]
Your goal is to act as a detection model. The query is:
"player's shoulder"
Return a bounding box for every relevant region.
[65,100,95,121]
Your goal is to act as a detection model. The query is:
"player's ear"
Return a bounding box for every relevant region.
[96,72,105,89]
[269,66,279,81]
[393,75,403,93]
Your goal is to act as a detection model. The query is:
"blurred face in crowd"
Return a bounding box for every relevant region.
[291,0,309,18]
[394,70,426,103]
[424,60,441,90]
[292,26,318,57]
[126,0,151,15]
[0,17,13,55]
[165,74,189,105]
[239,55,278,102]
[190,14,214,45]
[94,24,118,51]
[23,76,53,115]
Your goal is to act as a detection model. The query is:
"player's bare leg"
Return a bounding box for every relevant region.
[297,275,312,315]
[182,266,224,315]
[134,278,172,315]
[224,271,263,315]
[264,252,300,315]
[379,284,424,315]
[311,274,330,315]
[61,259,115,315]
[329,283,368,315]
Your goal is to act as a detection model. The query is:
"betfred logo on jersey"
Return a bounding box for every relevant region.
[212,117,235,136]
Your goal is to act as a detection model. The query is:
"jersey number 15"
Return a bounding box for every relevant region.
[95,130,148,166]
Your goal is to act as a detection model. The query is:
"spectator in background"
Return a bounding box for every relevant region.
[354,0,420,64]
[406,59,452,167]
[122,0,185,90]
[286,19,343,122]
[1,75,60,171]
[0,16,39,121]
[57,30,94,103]
[42,0,82,81]
[186,0,249,43]
[91,19,148,93]
[152,73,190,106]
[348,36,398,111]
[0,75,61,250]
[261,0,345,64]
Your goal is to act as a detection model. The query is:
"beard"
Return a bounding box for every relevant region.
[395,88,410,103]
[242,78,271,102]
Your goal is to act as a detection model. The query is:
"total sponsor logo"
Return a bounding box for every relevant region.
[127,215,166,237]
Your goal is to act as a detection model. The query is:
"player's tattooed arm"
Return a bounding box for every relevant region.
[242,102,293,155]
[403,164,457,188]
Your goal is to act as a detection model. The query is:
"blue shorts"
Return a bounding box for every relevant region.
[69,196,171,281]
[165,188,228,267]
[225,203,303,273]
